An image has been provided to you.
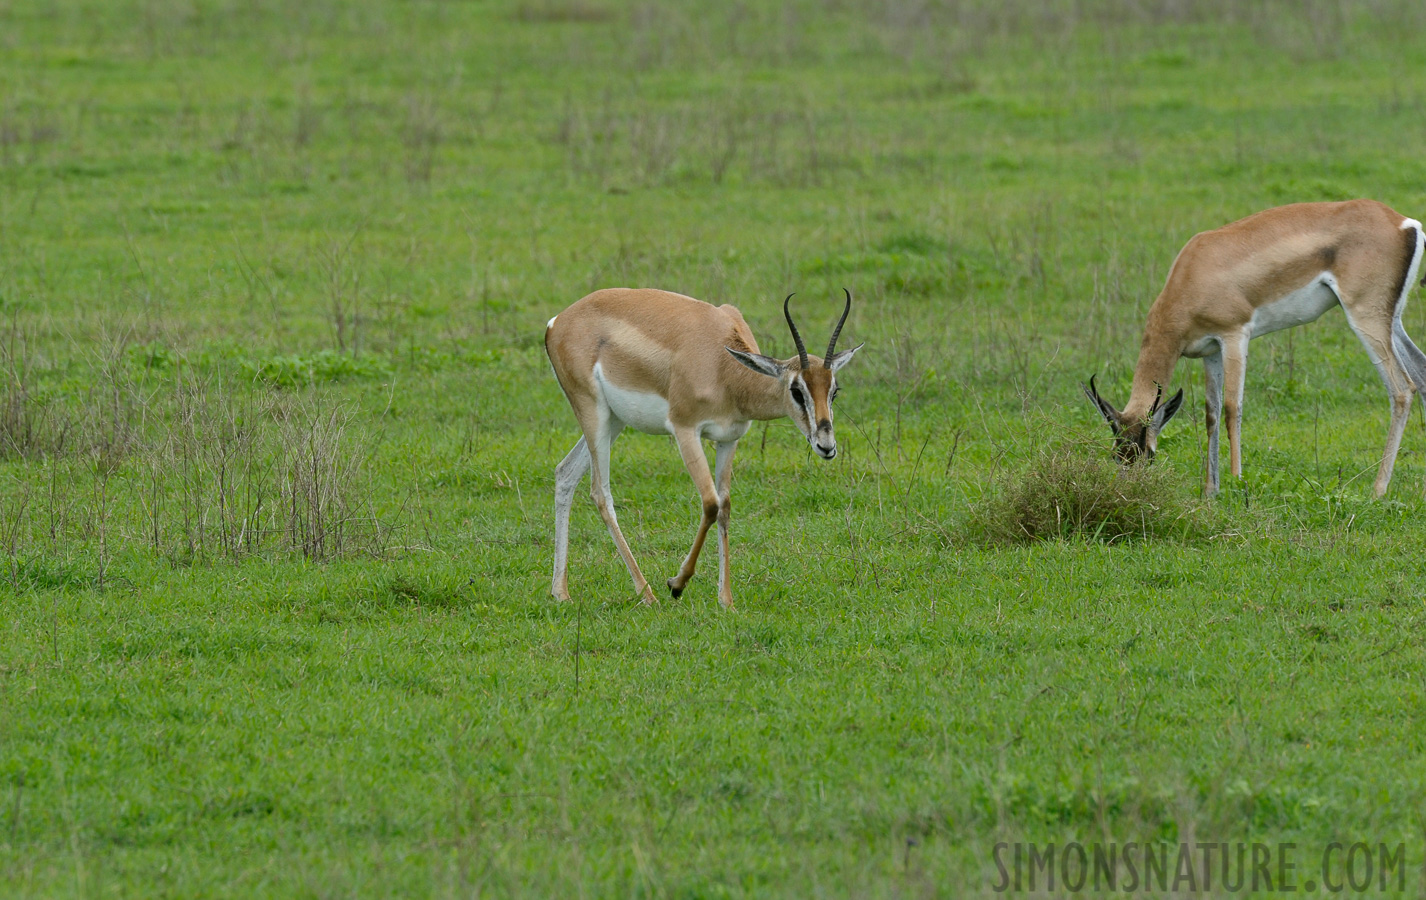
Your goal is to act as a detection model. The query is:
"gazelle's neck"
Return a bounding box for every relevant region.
[1123,322,1182,421]
[734,363,797,422]
[725,354,831,423]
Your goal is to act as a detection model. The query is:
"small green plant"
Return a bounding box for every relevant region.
[243,350,390,389]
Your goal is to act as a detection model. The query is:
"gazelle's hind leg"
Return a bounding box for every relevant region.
[576,403,656,604]
[1390,220,1426,496]
[551,436,590,601]
[1342,307,1415,497]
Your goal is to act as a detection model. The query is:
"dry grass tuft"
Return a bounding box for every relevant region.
[981,438,1206,543]
[0,317,68,459]
[277,399,390,561]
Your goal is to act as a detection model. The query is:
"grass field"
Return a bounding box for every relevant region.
[5,0,1426,896]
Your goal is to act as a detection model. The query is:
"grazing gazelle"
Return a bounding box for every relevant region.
[545,288,862,608]
[1086,199,1426,497]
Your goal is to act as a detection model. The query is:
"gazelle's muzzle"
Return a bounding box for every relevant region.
[813,421,836,459]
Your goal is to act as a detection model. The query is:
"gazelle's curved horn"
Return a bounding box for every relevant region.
[1149,383,1164,418]
[1085,374,1118,422]
[825,288,852,365]
[1087,374,1101,401]
[783,293,809,370]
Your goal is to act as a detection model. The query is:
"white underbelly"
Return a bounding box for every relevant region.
[594,363,673,435]
[1249,274,1340,338]
[591,364,752,441]
[1183,335,1219,358]
[699,420,751,444]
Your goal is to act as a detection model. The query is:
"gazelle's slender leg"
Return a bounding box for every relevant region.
[712,439,738,609]
[1375,368,1414,498]
[1221,330,1249,478]
[579,405,655,604]
[667,428,722,601]
[1343,310,1416,497]
[551,436,590,601]
[1203,349,1224,496]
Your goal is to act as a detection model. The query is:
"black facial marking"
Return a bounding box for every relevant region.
[790,384,805,407]
[1111,423,1153,465]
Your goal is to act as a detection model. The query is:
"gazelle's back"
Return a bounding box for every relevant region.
[546,289,758,399]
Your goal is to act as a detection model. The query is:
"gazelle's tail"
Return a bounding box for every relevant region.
[1393,219,1426,391]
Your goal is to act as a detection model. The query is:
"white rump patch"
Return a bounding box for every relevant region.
[546,315,558,330]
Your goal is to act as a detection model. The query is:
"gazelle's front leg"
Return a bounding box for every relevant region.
[667,428,722,602]
[1203,350,1224,496]
[1222,330,1249,479]
[711,439,737,609]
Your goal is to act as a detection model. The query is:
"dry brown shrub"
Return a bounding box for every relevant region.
[276,399,391,560]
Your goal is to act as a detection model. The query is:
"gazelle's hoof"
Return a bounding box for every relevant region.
[667,577,684,599]
[637,585,658,606]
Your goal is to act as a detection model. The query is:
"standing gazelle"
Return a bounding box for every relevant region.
[545,288,862,608]
[1086,199,1426,497]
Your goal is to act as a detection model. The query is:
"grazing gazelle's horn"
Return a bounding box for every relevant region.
[825,288,852,365]
[784,293,810,370]
[1148,383,1164,419]
[1085,374,1119,424]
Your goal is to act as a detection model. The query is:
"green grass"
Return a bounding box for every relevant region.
[5,0,1426,895]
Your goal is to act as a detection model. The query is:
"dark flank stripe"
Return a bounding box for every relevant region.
[1395,224,1422,304]
[1403,223,1426,298]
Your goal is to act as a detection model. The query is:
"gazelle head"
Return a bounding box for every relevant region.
[1084,375,1184,463]
[727,290,863,460]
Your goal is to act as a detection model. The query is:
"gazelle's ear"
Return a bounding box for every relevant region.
[1150,388,1184,432]
[727,347,786,378]
[1083,374,1123,430]
[826,342,864,373]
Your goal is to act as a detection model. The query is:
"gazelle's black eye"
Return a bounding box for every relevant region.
[790,385,805,406]
[830,385,840,402]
